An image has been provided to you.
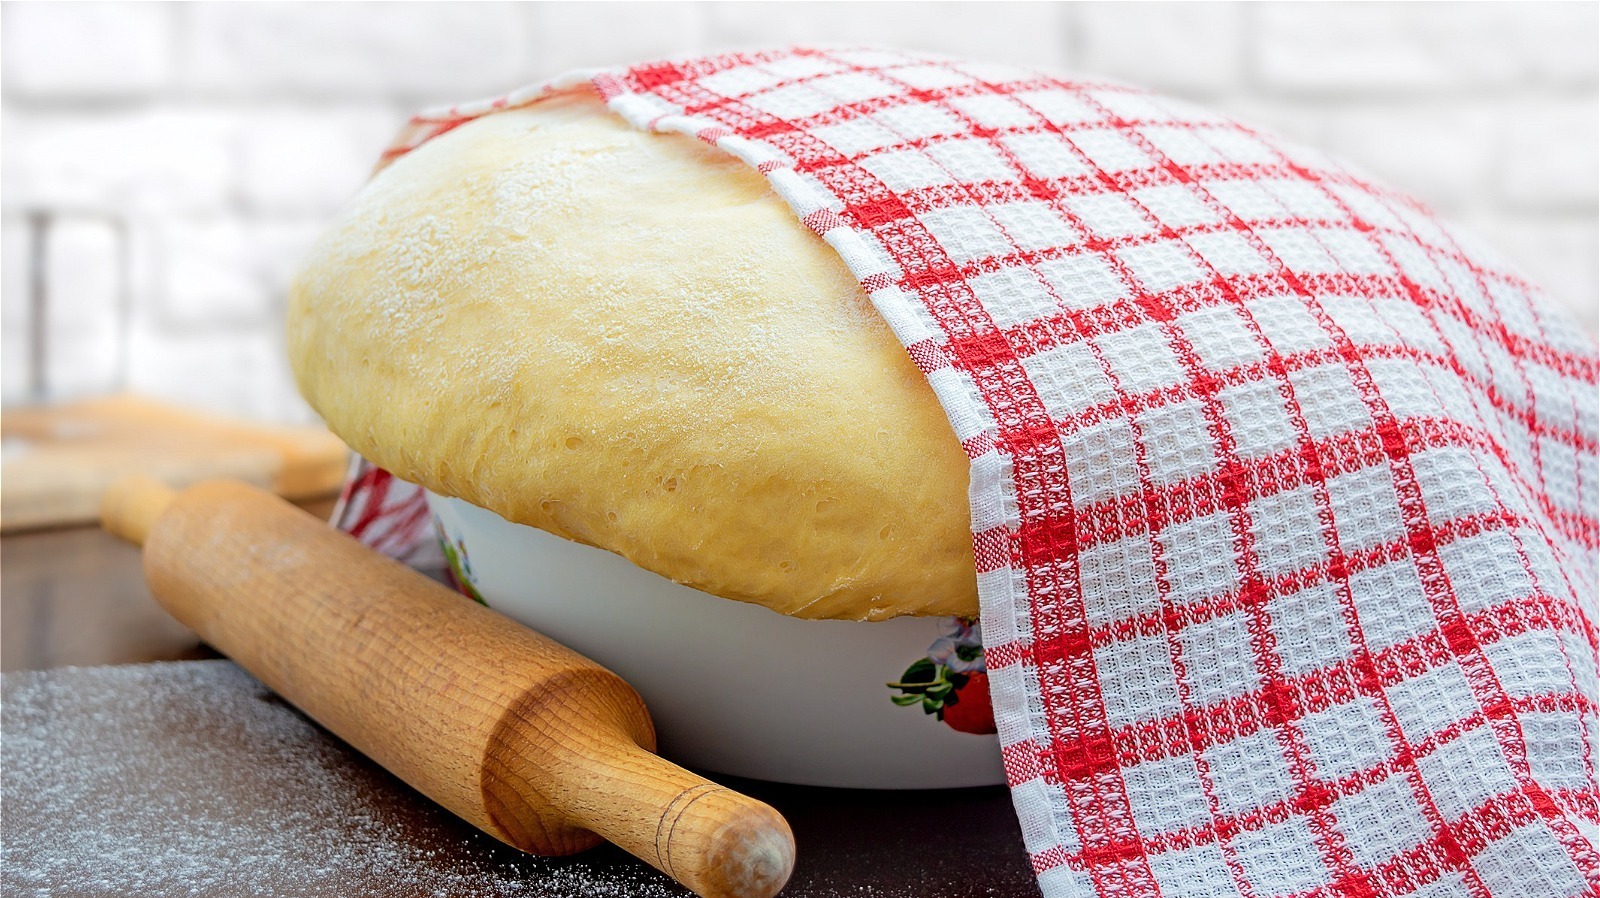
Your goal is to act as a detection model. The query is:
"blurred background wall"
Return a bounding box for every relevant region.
[3,1,1595,424]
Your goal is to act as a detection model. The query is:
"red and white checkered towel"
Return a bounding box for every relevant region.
[336,48,1599,898]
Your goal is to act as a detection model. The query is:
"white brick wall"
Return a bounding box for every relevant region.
[184,3,532,102]
[2,1,1594,422]
[2,3,174,100]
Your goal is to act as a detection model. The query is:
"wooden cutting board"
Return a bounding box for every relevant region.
[1,394,349,533]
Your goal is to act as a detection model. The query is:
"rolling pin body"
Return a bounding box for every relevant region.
[110,478,793,898]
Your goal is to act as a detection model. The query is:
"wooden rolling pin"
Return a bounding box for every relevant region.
[101,476,795,898]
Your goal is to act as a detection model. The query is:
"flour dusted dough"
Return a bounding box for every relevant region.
[287,92,976,620]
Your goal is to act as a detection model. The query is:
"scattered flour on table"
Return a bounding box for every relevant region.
[1,661,681,898]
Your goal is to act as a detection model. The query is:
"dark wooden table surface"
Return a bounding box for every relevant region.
[0,520,1037,897]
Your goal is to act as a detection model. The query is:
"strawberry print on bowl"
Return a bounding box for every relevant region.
[888,617,995,735]
[434,518,487,606]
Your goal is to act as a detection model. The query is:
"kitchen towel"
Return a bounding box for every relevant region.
[336,47,1599,898]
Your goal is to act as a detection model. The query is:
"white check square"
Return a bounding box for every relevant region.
[873,101,966,142]
[1436,529,1535,615]
[1259,178,1347,222]
[1269,582,1355,674]
[917,205,1012,264]
[1159,511,1241,605]
[1136,184,1226,230]
[1474,823,1592,898]
[746,82,842,119]
[1014,88,1102,127]
[759,55,844,80]
[1187,230,1275,278]
[1370,296,1444,352]
[1199,127,1280,166]
[1298,696,1394,781]
[1062,416,1141,508]
[1386,664,1479,744]
[1177,610,1260,707]
[1325,464,1407,556]
[1079,536,1161,623]
[886,63,976,91]
[1522,710,1596,791]
[1147,843,1238,898]
[1483,630,1578,700]
[1203,728,1295,815]
[1123,754,1213,835]
[1064,191,1157,240]
[700,66,783,98]
[1097,322,1186,393]
[1327,180,1405,230]
[858,149,953,190]
[1038,251,1130,310]
[1257,227,1341,275]
[1286,361,1371,439]
[810,71,901,105]
[1205,179,1285,223]
[1089,89,1170,123]
[1220,378,1299,458]
[1410,444,1501,522]
[1142,125,1226,167]
[1231,816,1334,896]
[1416,725,1523,819]
[1249,485,1328,577]
[1330,772,1432,868]
[924,137,1018,183]
[1118,240,1209,292]
[1024,342,1116,419]
[969,266,1059,329]
[1178,305,1269,372]
[1249,295,1336,356]
[951,60,1038,85]
[990,201,1080,253]
[1322,293,1397,347]
[1349,559,1435,652]
[812,117,903,155]
[948,94,1036,130]
[1001,132,1094,180]
[1317,227,1393,275]
[1094,633,1182,725]
[1139,398,1219,485]
[1070,127,1155,173]
[1381,233,1450,293]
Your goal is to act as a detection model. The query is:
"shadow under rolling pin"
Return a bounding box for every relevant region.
[101,475,795,898]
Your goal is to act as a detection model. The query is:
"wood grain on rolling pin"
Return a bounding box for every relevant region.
[111,478,793,898]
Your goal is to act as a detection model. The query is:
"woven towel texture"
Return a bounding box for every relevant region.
[343,48,1599,898]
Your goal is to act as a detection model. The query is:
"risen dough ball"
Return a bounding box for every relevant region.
[288,92,976,620]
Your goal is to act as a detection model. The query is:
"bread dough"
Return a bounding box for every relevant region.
[287,92,977,620]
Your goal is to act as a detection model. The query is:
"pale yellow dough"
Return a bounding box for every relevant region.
[287,92,976,620]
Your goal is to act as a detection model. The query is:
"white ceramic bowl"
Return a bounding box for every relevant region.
[426,493,1005,789]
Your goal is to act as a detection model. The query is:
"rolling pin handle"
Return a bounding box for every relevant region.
[552,738,796,898]
[100,475,178,547]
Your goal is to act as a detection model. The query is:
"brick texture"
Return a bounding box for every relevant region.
[0,1,1593,421]
[184,2,531,102]
[1,218,34,404]
[237,108,397,216]
[1254,2,1599,94]
[1,2,173,100]
[706,2,1068,70]
[41,218,124,399]
[1075,2,1244,95]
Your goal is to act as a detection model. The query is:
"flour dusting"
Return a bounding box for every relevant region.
[1,662,681,897]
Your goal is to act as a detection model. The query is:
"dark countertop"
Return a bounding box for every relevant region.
[0,524,1037,897]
